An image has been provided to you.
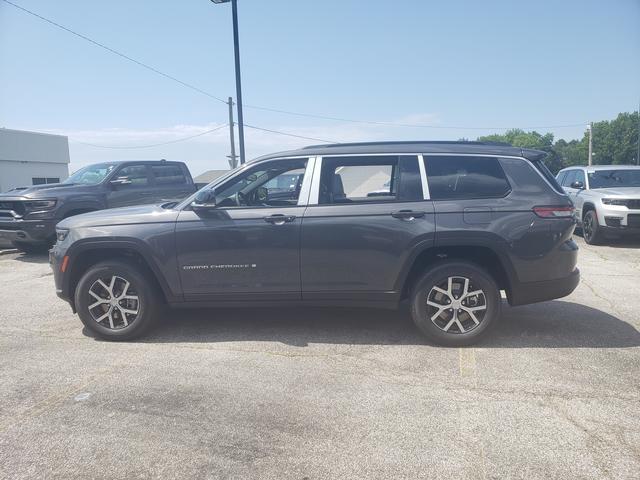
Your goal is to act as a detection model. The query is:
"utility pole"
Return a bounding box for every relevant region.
[587,122,593,166]
[227,97,238,169]
[636,99,640,166]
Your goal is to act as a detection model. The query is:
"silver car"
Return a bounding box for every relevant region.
[556,165,640,244]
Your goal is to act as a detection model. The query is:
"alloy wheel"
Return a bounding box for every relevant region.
[583,214,594,242]
[87,275,140,329]
[426,276,487,334]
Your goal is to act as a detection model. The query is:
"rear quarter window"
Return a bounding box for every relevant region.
[423,156,510,200]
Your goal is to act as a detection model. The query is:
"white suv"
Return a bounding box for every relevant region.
[556,165,640,244]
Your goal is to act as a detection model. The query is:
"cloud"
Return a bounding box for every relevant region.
[39,112,454,176]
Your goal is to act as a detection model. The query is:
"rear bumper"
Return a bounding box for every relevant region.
[0,218,56,244]
[508,268,580,306]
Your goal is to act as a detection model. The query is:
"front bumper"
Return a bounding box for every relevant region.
[0,218,57,244]
[597,205,640,236]
[508,268,580,306]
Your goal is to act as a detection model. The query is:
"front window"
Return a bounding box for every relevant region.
[213,159,308,207]
[588,169,640,189]
[63,163,117,185]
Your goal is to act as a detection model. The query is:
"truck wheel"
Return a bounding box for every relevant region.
[582,210,604,245]
[410,261,501,347]
[11,241,51,254]
[75,260,159,341]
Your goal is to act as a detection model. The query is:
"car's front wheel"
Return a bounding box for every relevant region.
[410,261,501,346]
[75,260,159,341]
[582,210,605,245]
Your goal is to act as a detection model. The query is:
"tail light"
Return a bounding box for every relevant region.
[533,206,575,218]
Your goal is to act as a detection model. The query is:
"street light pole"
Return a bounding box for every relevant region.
[211,0,246,165]
[230,0,246,164]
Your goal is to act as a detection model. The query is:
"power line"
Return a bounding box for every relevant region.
[70,124,228,149]
[3,0,589,132]
[243,104,587,130]
[244,124,337,143]
[1,0,227,104]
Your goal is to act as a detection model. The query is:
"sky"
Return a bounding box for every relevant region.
[1,0,639,177]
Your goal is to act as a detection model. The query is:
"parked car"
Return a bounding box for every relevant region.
[0,160,197,252]
[556,165,640,244]
[50,141,579,346]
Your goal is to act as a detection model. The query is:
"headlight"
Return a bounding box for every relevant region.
[56,229,69,242]
[602,198,628,206]
[24,199,57,211]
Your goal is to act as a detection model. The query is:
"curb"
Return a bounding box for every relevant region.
[0,249,19,256]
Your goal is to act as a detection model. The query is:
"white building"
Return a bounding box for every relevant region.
[0,128,70,193]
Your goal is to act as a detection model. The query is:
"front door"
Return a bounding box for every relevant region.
[300,155,435,304]
[175,158,311,301]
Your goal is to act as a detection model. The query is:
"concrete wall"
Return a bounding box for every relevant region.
[0,129,70,192]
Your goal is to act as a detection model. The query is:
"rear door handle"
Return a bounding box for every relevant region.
[391,210,425,221]
[264,214,296,225]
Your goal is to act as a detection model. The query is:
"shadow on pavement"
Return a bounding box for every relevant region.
[98,299,640,349]
[12,252,50,264]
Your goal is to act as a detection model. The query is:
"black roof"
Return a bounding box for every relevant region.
[252,141,547,163]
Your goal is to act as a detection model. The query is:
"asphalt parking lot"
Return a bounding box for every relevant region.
[0,237,639,479]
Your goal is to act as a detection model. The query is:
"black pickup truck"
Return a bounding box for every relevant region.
[0,160,197,252]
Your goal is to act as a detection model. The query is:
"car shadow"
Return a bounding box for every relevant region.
[11,252,50,264]
[574,231,640,249]
[84,300,640,349]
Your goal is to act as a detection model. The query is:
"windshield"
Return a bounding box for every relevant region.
[63,163,117,185]
[588,169,640,189]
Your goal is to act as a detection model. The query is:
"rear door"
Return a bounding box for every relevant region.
[149,163,195,203]
[106,164,154,207]
[300,154,434,304]
[423,154,513,250]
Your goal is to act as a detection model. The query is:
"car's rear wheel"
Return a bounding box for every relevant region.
[582,210,604,245]
[75,260,159,341]
[410,261,500,346]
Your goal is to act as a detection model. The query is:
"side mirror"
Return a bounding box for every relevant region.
[110,176,132,187]
[191,190,216,214]
[570,181,584,189]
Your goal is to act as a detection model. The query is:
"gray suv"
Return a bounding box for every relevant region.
[556,165,640,244]
[50,141,580,346]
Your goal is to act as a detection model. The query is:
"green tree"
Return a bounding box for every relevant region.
[591,112,639,165]
[478,129,562,172]
[476,111,639,172]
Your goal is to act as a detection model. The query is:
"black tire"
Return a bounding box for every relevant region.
[75,260,160,341]
[582,210,604,245]
[410,261,501,347]
[11,241,51,254]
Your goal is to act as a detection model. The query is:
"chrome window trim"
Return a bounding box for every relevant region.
[308,156,324,205]
[296,156,316,206]
[298,152,561,205]
[417,154,430,200]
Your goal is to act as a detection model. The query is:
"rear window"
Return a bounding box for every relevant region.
[423,156,510,200]
[151,165,187,185]
[533,161,564,193]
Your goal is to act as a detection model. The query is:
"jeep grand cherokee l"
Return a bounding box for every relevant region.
[556,165,640,244]
[50,141,579,346]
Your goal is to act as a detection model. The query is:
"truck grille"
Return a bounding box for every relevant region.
[0,201,25,216]
[628,214,640,228]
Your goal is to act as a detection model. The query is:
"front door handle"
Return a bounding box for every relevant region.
[264,214,296,225]
[391,210,426,221]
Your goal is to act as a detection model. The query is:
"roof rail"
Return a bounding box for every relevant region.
[302,140,512,149]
